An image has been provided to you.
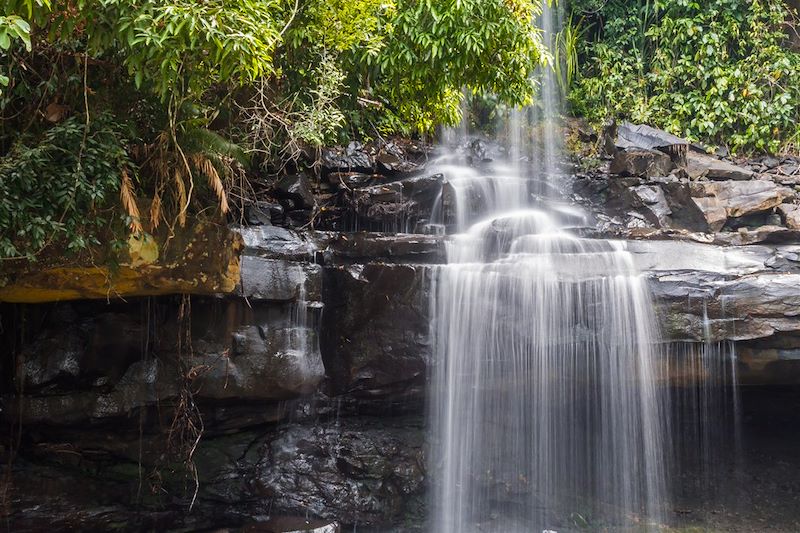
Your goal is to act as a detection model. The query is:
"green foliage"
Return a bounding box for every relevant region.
[282,0,547,133]
[365,0,545,132]
[0,114,131,259]
[0,14,31,92]
[4,0,288,102]
[286,0,393,54]
[571,0,800,154]
[0,0,550,261]
[554,15,583,93]
[289,54,346,147]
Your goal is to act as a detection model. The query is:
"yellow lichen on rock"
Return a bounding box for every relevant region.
[0,223,243,303]
[127,232,159,267]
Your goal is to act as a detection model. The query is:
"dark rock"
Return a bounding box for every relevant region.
[286,209,312,228]
[779,163,799,178]
[347,174,450,233]
[610,147,674,177]
[257,517,341,533]
[192,322,324,401]
[320,264,431,399]
[328,172,378,189]
[376,152,415,175]
[766,212,783,226]
[601,118,618,157]
[762,155,782,169]
[630,184,672,227]
[275,174,316,210]
[470,139,488,161]
[651,268,800,344]
[254,417,425,528]
[574,119,598,143]
[321,144,374,174]
[239,256,322,302]
[236,225,321,261]
[323,233,445,264]
[244,204,273,226]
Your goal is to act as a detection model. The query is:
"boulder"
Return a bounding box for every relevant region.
[778,204,800,229]
[321,142,374,174]
[236,225,322,262]
[616,122,688,166]
[686,151,755,181]
[274,174,316,210]
[375,150,423,176]
[630,184,673,227]
[691,180,794,218]
[691,196,729,232]
[610,147,674,177]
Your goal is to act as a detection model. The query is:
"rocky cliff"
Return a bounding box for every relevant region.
[2,130,800,531]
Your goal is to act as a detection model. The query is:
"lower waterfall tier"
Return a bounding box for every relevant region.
[3,226,800,531]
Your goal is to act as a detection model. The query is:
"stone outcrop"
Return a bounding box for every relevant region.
[344,174,449,233]
[686,151,755,181]
[691,180,794,219]
[610,147,674,177]
[577,124,800,235]
[4,129,800,531]
[778,203,800,229]
[0,222,242,303]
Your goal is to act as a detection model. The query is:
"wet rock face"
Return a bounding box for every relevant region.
[2,409,425,531]
[3,297,325,425]
[5,125,800,531]
[341,173,451,233]
[321,263,432,400]
[254,417,426,528]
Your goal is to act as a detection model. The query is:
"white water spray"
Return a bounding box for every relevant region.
[428,3,670,531]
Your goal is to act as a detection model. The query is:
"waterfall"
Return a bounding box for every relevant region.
[429,196,670,532]
[429,3,670,531]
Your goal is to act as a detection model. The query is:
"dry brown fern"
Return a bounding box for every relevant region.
[120,168,143,233]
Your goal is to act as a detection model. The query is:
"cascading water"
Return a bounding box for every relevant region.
[429,174,670,532]
[428,3,671,531]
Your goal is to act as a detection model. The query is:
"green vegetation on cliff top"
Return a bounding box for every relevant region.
[0,0,798,261]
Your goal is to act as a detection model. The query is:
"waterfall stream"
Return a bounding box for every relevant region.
[429,170,670,532]
[428,4,672,531]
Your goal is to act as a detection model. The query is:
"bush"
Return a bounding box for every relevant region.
[0,114,131,260]
[571,0,800,154]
